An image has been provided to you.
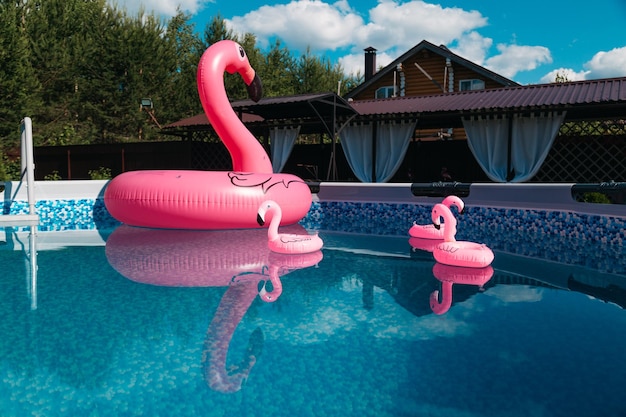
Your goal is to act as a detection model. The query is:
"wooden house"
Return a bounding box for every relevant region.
[344,40,519,140]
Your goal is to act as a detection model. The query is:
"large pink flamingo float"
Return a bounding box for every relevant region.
[105,225,322,393]
[429,262,494,315]
[104,40,311,229]
[409,195,465,239]
[431,203,494,268]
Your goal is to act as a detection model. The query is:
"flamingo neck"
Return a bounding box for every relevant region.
[266,206,282,241]
[430,282,453,315]
[437,204,457,241]
[260,266,283,302]
[197,43,272,173]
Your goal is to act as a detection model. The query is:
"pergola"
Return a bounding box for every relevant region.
[162,77,626,182]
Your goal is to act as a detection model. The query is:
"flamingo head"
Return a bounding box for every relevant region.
[256,200,279,227]
[431,203,445,229]
[207,40,263,102]
[431,203,457,240]
[442,195,465,214]
[258,278,283,302]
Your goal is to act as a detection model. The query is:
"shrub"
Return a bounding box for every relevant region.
[88,167,112,180]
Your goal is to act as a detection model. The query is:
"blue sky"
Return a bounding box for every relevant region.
[113,0,626,85]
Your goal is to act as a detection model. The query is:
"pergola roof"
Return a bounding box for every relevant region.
[162,92,357,137]
[163,77,626,135]
[232,92,356,120]
[349,76,626,128]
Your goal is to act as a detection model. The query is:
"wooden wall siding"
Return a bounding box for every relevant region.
[353,52,508,101]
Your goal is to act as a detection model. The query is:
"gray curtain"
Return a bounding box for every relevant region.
[463,112,565,182]
[270,126,301,173]
[340,120,416,182]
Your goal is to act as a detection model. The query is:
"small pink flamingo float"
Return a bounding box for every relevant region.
[257,200,323,254]
[409,195,465,239]
[431,203,494,268]
[104,40,311,230]
[105,225,322,393]
[429,262,494,315]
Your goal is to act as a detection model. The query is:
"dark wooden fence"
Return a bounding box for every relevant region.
[33,135,624,183]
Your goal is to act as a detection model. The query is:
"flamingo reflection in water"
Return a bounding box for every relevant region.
[105,225,322,393]
[429,262,494,315]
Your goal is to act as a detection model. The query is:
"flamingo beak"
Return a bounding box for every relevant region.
[433,223,441,230]
[256,213,265,226]
[246,73,263,102]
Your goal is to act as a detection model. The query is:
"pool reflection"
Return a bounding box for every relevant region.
[429,263,494,315]
[0,226,38,310]
[105,225,323,393]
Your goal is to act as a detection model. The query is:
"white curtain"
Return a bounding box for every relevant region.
[510,112,566,182]
[376,120,416,182]
[270,126,301,173]
[463,112,565,182]
[340,123,374,181]
[340,121,416,182]
[463,116,510,182]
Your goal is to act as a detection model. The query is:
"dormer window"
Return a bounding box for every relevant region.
[459,79,485,91]
[375,86,396,99]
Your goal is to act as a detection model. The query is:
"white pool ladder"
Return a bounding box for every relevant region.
[0,117,39,226]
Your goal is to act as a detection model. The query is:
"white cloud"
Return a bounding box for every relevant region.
[536,46,626,84]
[539,68,589,84]
[483,44,552,79]
[338,51,394,77]
[226,1,364,51]
[583,46,626,79]
[450,31,492,67]
[225,0,492,77]
[357,0,488,53]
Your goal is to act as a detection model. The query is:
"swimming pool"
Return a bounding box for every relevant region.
[1,181,625,416]
[0,211,626,416]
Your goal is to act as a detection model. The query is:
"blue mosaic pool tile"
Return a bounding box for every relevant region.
[300,200,625,273]
[2,198,120,232]
[2,196,624,271]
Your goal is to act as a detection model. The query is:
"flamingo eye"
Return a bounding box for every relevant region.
[238,46,245,59]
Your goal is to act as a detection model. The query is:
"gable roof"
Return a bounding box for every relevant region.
[344,40,520,99]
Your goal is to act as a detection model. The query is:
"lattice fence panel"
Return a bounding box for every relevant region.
[188,131,232,170]
[532,135,626,182]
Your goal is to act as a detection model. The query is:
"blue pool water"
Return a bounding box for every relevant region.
[1,220,625,417]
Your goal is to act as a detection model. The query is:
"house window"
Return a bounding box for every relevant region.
[375,86,396,99]
[459,79,485,91]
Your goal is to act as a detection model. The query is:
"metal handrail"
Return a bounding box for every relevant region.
[0,117,39,225]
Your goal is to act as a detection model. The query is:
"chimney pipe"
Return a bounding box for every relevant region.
[364,46,377,81]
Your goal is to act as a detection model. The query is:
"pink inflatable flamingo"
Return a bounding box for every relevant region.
[104,40,311,230]
[431,203,494,268]
[429,262,494,315]
[409,195,465,239]
[105,225,322,393]
[257,200,323,254]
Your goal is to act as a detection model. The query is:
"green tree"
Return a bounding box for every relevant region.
[258,39,297,96]
[161,9,204,121]
[554,71,570,83]
[0,1,364,166]
[293,47,349,94]
[0,1,41,145]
